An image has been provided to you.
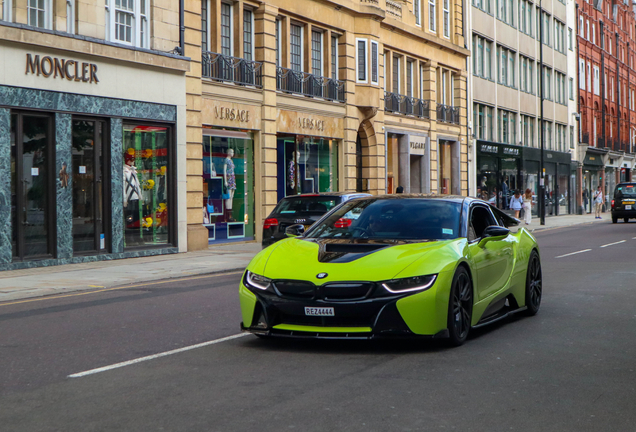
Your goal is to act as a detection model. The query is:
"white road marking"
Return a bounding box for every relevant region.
[600,240,626,248]
[68,333,250,378]
[555,249,591,258]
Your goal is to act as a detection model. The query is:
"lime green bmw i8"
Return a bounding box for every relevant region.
[239,195,542,346]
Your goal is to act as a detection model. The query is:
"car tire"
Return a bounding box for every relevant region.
[624,218,629,223]
[447,266,473,347]
[612,216,618,224]
[524,250,542,316]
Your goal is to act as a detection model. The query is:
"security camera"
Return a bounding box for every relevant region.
[572,112,581,120]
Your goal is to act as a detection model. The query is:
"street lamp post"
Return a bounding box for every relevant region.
[539,0,545,225]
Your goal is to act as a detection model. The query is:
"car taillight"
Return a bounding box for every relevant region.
[263,218,278,229]
[334,218,352,228]
[612,199,615,209]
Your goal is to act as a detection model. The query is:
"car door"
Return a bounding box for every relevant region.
[467,204,515,301]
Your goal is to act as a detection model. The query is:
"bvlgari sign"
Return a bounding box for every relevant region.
[25,54,99,84]
[409,135,427,156]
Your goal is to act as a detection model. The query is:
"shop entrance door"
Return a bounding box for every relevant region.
[72,119,109,253]
[10,113,54,260]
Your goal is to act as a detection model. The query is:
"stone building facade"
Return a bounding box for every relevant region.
[576,0,636,214]
[468,0,578,217]
[0,0,189,269]
[187,0,470,248]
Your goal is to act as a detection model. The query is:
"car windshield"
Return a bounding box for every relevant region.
[615,184,636,197]
[305,198,462,241]
[276,196,340,215]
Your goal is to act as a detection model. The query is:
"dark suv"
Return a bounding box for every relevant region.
[262,193,370,248]
[611,182,636,223]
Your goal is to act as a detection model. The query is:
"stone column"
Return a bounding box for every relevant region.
[111,118,124,253]
[0,109,11,264]
[184,0,208,251]
[55,113,73,259]
[423,61,438,192]
[256,4,279,225]
[456,70,468,195]
[398,134,410,192]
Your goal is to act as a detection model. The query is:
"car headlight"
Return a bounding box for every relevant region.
[381,275,437,294]
[245,271,272,291]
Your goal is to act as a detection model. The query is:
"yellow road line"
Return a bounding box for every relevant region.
[0,271,244,307]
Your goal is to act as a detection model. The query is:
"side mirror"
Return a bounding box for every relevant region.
[479,225,509,246]
[285,224,305,238]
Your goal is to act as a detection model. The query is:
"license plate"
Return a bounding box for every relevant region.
[304,307,334,316]
[626,205,632,210]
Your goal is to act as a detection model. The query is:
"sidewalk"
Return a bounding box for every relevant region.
[0,213,606,303]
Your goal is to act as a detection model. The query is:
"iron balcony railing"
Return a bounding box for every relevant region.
[582,132,590,145]
[202,51,262,87]
[277,67,345,102]
[384,92,430,118]
[436,103,460,124]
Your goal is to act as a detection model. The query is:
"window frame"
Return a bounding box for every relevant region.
[371,40,379,85]
[311,29,324,77]
[429,0,437,32]
[290,23,304,72]
[27,0,53,30]
[243,8,255,62]
[356,38,368,83]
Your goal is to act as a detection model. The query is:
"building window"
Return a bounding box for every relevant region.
[521,115,535,147]
[311,30,323,76]
[67,0,75,33]
[275,19,281,67]
[356,38,367,82]
[569,77,574,100]
[593,65,600,96]
[331,35,339,80]
[474,103,494,140]
[290,24,303,72]
[473,0,491,14]
[392,55,400,93]
[498,109,517,144]
[221,2,233,56]
[472,34,492,80]
[406,60,413,97]
[414,0,421,26]
[28,0,51,29]
[543,12,551,46]
[568,27,573,50]
[371,40,379,84]
[497,45,515,87]
[443,0,450,38]
[201,0,209,52]
[570,126,575,149]
[429,0,436,32]
[497,0,514,26]
[107,0,149,47]
[243,9,254,61]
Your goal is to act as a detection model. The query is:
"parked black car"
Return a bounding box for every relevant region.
[611,182,636,223]
[262,192,371,248]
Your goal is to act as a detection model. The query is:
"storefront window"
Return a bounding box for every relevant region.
[440,142,452,194]
[202,133,254,243]
[522,161,539,216]
[123,124,171,248]
[387,134,399,193]
[558,164,569,215]
[276,136,339,201]
[500,158,520,209]
[477,155,498,205]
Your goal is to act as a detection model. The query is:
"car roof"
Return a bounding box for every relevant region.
[347,193,469,203]
[282,192,371,199]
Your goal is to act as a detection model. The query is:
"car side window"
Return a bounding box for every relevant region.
[468,205,498,241]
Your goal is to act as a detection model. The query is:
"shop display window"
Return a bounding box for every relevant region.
[477,155,498,205]
[276,136,339,201]
[202,134,254,243]
[122,124,171,248]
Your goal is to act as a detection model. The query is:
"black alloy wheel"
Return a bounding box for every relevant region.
[524,250,542,316]
[447,267,473,346]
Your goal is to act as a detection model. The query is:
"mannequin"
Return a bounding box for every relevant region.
[123,152,142,242]
[223,148,236,222]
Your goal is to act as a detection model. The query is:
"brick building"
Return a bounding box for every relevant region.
[577,0,636,213]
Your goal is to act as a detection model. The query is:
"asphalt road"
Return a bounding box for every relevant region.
[1,221,636,431]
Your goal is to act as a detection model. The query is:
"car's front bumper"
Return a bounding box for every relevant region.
[238,271,454,339]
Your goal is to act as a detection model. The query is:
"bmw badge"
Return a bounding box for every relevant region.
[316,273,328,279]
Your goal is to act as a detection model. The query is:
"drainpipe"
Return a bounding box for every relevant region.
[616,32,620,151]
[179,0,185,56]
[600,21,606,149]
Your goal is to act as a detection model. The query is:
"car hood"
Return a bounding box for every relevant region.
[249,238,462,283]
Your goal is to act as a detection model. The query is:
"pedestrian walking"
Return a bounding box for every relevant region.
[396,185,404,194]
[583,188,589,213]
[523,188,533,225]
[510,190,524,219]
[594,185,603,219]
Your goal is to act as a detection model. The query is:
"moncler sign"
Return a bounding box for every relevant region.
[25,53,99,84]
